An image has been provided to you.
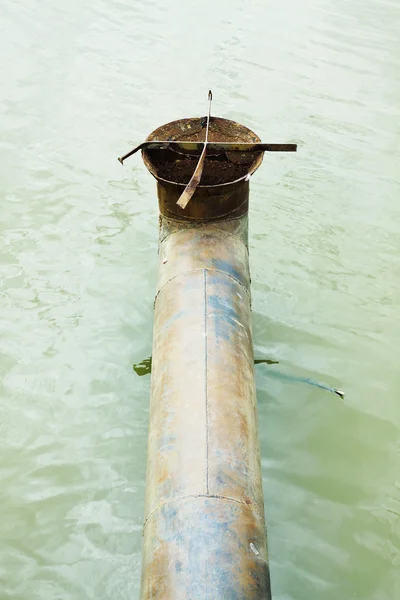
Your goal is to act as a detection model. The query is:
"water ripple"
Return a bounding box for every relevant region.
[1,0,400,597]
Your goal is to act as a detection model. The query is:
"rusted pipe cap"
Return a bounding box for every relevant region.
[142,117,263,190]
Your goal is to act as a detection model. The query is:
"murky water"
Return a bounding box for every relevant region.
[1,0,399,598]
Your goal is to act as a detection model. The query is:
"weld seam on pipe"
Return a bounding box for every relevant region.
[159,212,246,227]
[157,199,248,224]
[142,494,265,532]
[159,221,249,245]
[154,267,251,307]
[204,268,209,495]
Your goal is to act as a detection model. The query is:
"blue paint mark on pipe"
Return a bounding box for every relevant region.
[208,291,242,342]
[186,508,239,600]
[208,297,237,341]
[211,258,246,287]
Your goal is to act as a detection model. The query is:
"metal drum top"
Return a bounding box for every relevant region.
[142,116,263,189]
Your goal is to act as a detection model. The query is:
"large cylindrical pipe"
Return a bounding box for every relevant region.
[137,115,271,598]
[139,168,271,598]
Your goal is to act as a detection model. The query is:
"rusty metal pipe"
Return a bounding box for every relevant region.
[133,115,288,599]
[140,161,271,597]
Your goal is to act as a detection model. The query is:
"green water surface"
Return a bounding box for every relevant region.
[1,0,399,598]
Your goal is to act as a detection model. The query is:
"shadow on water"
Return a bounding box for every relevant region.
[133,357,344,398]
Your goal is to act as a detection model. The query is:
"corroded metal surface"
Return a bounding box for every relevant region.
[157,228,250,291]
[142,117,264,188]
[141,498,270,599]
[140,218,271,599]
[156,179,250,221]
[145,116,262,147]
[158,214,249,246]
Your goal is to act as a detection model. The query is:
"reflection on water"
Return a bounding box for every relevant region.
[1,0,399,598]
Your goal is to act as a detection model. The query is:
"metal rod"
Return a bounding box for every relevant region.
[118,141,297,164]
[176,91,213,209]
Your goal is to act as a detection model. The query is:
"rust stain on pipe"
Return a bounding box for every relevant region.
[136,115,296,599]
